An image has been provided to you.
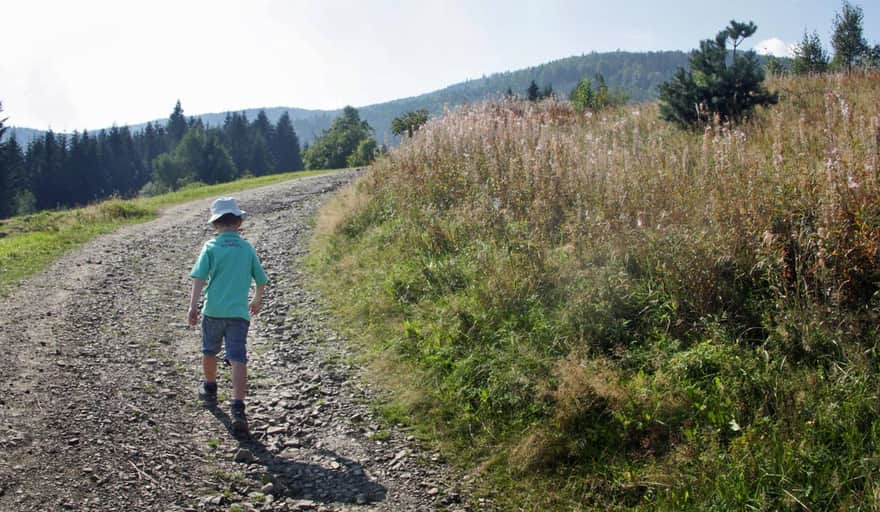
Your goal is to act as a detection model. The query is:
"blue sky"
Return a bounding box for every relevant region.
[3,0,878,131]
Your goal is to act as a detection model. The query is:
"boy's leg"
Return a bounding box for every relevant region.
[230,361,247,401]
[225,318,250,434]
[199,317,224,403]
[203,354,218,383]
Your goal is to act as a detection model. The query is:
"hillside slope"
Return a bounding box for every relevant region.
[309,73,880,510]
[5,50,689,148]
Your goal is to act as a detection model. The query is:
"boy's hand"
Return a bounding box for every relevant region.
[189,278,206,328]
[188,306,200,327]
[249,298,262,316]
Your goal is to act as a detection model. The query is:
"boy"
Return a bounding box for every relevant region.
[188,197,268,434]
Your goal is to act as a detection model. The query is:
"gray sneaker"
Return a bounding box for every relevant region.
[198,382,217,405]
[231,402,248,434]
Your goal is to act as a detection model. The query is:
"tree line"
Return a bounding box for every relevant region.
[770,1,878,75]
[0,101,304,218]
[659,1,878,130]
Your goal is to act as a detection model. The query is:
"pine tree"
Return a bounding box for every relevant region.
[791,31,829,75]
[167,100,188,147]
[200,133,238,184]
[3,137,30,216]
[223,112,251,173]
[248,134,274,176]
[272,112,303,172]
[526,80,540,102]
[831,1,869,72]
[70,130,103,203]
[30,130,68,210]
[248,111,275,175]
[391,110,429,138]
[252,110,274,142]
[658,20,778,129]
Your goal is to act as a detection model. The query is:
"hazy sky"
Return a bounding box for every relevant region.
[4,0,878,131]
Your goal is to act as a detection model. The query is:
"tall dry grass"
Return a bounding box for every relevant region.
[368,72,880,313]
[312,72,880,510]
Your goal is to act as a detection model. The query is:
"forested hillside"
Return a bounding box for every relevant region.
[4,50,691,149]
[0,49,783,219]
[0,102,303,218]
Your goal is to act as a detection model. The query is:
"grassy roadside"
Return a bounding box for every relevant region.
[308,73,880,510]
[0,169,332,295]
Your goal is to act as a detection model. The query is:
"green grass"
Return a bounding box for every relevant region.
[0,169,333,295]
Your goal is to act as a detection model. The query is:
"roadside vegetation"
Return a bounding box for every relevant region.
[309,69,880,509]
[0,169,330,295]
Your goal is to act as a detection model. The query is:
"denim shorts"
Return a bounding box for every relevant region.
[201,316,250,364]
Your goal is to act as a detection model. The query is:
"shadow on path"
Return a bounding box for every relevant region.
[208,406,387,505]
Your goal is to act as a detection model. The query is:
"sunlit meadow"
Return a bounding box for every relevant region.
[311,72,880,510]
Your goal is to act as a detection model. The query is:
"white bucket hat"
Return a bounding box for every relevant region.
[208,197,245,224]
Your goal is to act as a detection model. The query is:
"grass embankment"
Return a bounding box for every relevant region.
[310,73,880,510]
[0,170,331,295]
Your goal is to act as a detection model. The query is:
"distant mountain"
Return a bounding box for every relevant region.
[5,50,779,149]
[358,50,692,143]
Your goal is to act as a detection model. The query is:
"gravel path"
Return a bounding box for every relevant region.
[0,171,480,512]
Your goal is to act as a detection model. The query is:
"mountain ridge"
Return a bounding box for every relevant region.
[5,50,722,148]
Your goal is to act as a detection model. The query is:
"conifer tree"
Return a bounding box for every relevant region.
[248,133,274,176]
[526,80,540,102]
[1,136,26,217]
[792,30,829,74]
[272,112,303,172]
[248,111,276,175]
[223,112,251,173]
[658,20,778,129]
[167,100,188,147]
[252,110,274,142]
[832,1,869,72]
[200,132,238,184]
[391,109,429,138]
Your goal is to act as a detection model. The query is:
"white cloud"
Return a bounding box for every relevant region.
[754,38,795,58]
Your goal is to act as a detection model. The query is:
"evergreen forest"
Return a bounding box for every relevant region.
[0,102,304,219]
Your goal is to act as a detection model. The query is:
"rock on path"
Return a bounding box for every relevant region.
[0,171,481,511]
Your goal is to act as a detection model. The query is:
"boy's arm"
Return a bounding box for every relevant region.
[188,278,206,326]
[249,283,266,316]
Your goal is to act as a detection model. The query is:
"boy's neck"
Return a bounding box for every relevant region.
[216,226,239,234]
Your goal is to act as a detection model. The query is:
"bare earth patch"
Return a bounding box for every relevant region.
[0,171,480,511]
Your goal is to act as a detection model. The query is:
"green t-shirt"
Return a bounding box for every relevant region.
[190,231,268,321]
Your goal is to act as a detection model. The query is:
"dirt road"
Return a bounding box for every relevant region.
[0,172,476,511]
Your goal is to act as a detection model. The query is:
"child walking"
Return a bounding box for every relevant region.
[188,197,268,434]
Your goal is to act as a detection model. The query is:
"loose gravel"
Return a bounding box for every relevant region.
[0,171,486,512]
